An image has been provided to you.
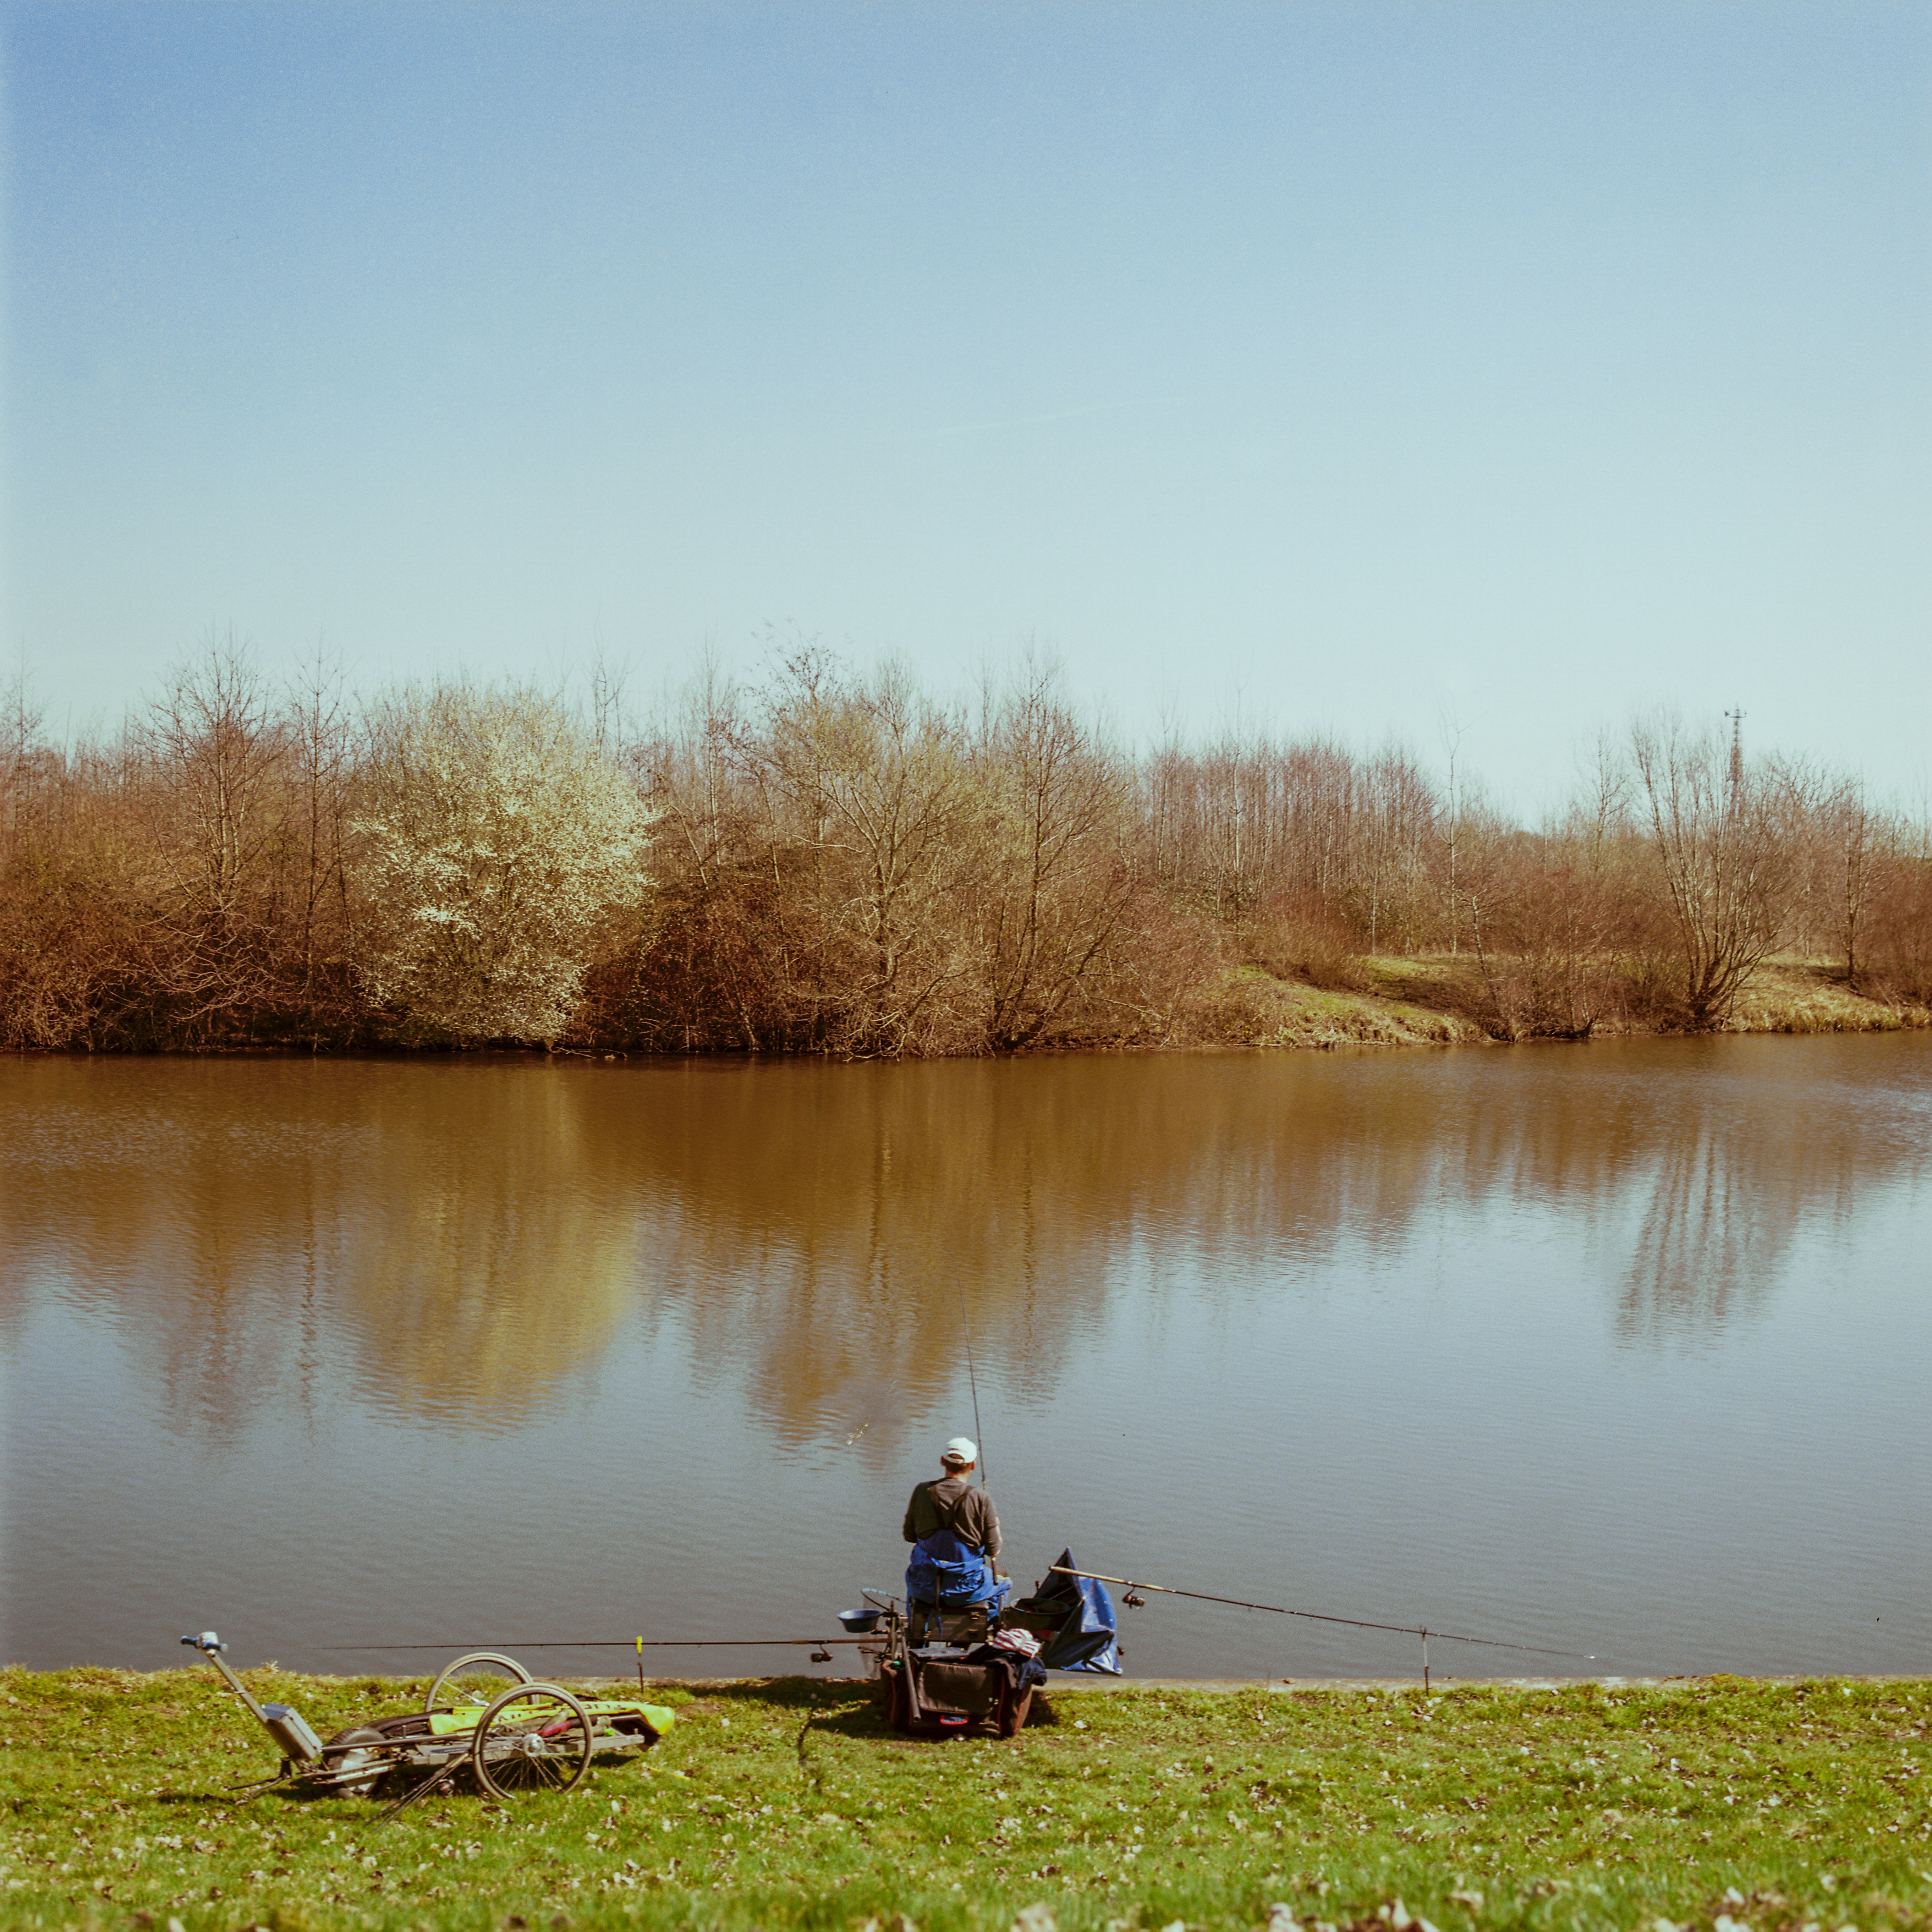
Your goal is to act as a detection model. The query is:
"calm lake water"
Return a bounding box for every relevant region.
[2,1037,1928,1683]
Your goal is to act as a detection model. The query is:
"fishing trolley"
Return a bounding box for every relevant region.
[179,1631,673,1822]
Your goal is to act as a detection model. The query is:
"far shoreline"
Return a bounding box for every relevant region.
[3,955,1927,1061]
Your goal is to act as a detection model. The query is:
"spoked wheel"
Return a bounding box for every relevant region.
[319,1725,391,1796]
[470,1682,593,1800]
[428,1651,533,1712]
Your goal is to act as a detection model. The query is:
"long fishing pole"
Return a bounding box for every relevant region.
[1050,1567,1597,1662]
[322,1638,875,1652]
[959,1286,987,1490]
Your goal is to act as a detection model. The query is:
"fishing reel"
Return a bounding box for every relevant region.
[1123,1589,1146,1609]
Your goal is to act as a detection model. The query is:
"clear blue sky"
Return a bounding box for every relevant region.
[5,1,1927,809]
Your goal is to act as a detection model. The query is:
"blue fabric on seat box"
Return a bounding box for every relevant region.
[906,1528,1008,1607]
[1031,1547,1123,1675]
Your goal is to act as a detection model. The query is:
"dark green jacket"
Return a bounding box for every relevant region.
[902,1475,1001,1559]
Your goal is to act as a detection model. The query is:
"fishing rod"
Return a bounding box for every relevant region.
[959,1286,987,1491]
[1051,1566,1598,1689]
[323,1638,874,1652]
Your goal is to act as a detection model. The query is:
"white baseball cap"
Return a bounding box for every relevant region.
[941,1437,977,1466]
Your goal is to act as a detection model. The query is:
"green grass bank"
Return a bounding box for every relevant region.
[1196,957,1932,1052]
[3,1669,1928,1932]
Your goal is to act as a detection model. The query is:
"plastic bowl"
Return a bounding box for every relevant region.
[837,1608,884,1634]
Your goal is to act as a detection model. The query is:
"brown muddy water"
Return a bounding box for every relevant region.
[2,1036,1927,1682]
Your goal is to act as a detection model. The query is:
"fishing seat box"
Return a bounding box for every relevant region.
[999,1608,1065,1644]
[885,1654,1033,1740]
[906,1602,993,1646]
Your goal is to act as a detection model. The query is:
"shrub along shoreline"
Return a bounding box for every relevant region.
[5,954,1923,1059]
[5,647,1930,1057]
[2,1666,1927,1931]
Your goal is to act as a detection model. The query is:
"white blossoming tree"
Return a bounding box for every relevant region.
[354,681,652,1042]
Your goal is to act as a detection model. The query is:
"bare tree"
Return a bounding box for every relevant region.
[1351,743,1436,955]
[1630,713,1800,1028]
[1816,773,1881,988]
[284,641,356,1027]
[1,654,46,862]
[971,660,1135,1050]
[1863,793,1932,1003]
[752,652,975,1054]
[586,645,631,758]
[1438,708,1469,958]
[135,632,292,1040]
[148,635,279,929]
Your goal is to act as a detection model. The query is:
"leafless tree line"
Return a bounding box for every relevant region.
[3,639,1928,1053]
[1,637,359,1049]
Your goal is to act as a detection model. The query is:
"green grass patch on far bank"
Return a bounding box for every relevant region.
[1,1668,1928,1932]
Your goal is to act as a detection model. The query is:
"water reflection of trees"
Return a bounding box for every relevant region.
[0,1041,1922,1442]
[0,1063,638,1437]
[1608,1065,1884,1347]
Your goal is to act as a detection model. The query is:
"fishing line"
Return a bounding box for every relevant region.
[1050,1567,1597,1662]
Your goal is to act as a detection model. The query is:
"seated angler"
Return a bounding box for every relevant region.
[902,1436,1008,1645]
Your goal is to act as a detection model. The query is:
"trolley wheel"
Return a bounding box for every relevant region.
[428,1651,533,1712]
[320,1725,390,1796]
[470,1682,593,1800]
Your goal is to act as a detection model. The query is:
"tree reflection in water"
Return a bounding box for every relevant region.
[2,1037,1926,1446]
